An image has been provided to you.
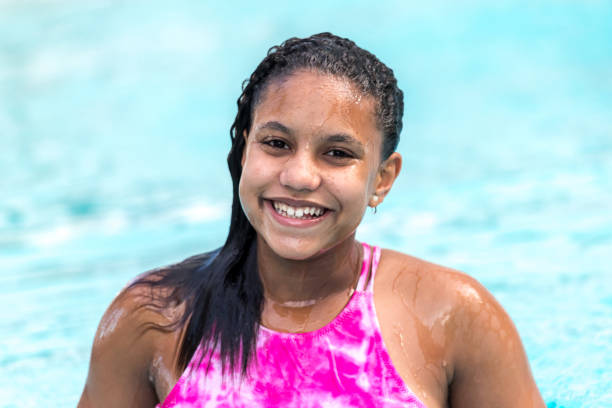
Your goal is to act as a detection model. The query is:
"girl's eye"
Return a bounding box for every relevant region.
[325,149,354,159]
[263,139,289,149]
[264,139,289,149]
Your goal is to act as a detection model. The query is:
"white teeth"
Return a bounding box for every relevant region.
[272,201,326,219]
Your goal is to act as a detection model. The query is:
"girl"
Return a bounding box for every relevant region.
[79,33,544,407]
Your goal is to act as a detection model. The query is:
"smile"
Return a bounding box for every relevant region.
[272,201,327,220]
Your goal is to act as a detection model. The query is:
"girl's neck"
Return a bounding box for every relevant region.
[256,235,362,306]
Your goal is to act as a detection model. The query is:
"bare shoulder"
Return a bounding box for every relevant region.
[376,248,544,407]
[376,248,488,319]
[377,248,525,360]
[93,272,183,356]
[79,270,185,407]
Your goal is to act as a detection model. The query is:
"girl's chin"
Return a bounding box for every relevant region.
[261,238,328,261]
[269,245,320,261]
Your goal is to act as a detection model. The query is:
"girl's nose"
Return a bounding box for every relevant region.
[279,152,322,192]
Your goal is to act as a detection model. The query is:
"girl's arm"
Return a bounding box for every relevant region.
[449,276,545,407]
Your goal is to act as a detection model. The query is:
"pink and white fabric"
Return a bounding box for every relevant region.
[158,243,426,407]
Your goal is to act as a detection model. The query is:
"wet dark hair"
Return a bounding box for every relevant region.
[133,32,404,377]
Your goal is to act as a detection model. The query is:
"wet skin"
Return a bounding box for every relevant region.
[79,71,545,407]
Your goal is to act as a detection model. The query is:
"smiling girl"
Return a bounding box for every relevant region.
[79,33,544,407]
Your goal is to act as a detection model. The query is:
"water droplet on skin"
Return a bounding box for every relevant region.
[150,355,174,392]
[95,307,125,345]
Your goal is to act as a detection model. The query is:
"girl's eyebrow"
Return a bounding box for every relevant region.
[256,121,292,135]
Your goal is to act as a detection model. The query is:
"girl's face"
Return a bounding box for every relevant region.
[239,70,400,260]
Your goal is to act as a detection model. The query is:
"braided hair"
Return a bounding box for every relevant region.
[134,32,404,377]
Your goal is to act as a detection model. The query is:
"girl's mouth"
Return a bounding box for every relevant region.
[271,200,328,220]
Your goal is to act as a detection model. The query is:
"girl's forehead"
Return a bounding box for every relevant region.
[260,70,367,106]
[252,71,380,140]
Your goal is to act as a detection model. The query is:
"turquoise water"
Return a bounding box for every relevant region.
[1,1,611,406]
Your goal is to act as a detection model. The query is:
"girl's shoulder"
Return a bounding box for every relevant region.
[375,247,518,357]
[376,248,490,310]
[375,248,543,407]
[107,251,216,360]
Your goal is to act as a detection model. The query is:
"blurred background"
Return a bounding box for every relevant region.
[1,0,611,406]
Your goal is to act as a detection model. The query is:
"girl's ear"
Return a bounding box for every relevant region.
[369,152,402,207]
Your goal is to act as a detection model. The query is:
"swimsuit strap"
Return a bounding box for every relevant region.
[362,243,381,294]
[370,245,382,293]
[357,242,378,292]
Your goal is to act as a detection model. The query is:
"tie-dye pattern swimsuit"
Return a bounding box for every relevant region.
[158,243,426,407]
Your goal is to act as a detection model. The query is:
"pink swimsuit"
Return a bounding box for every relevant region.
[158,243,426,407]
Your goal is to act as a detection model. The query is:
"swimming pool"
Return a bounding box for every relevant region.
[1,1,611,406]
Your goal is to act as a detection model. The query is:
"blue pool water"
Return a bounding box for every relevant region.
[1,1,611,406]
